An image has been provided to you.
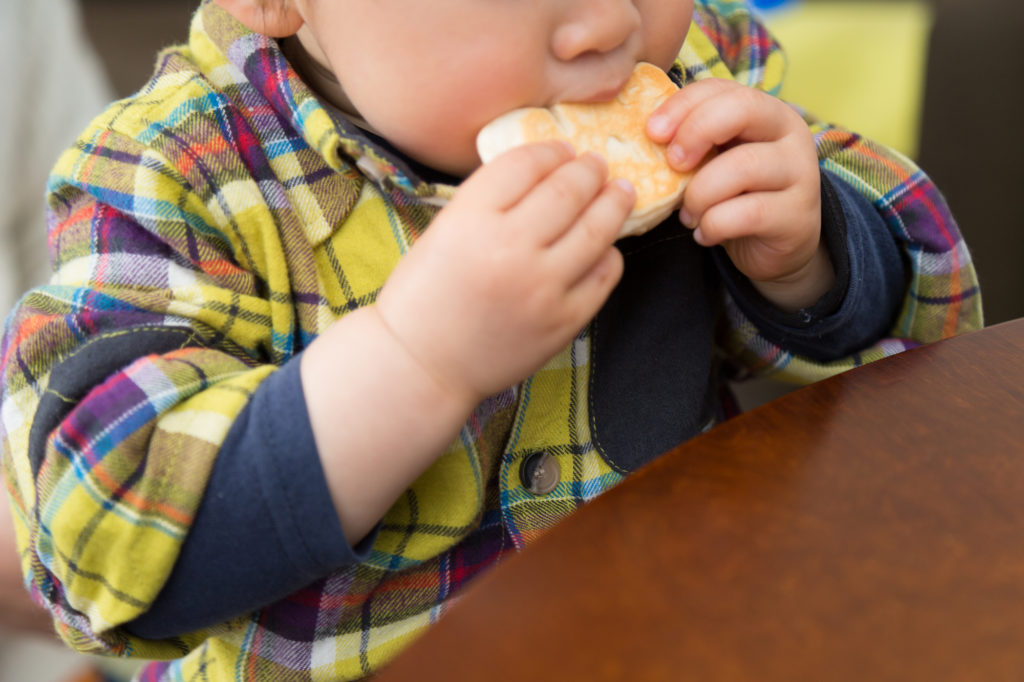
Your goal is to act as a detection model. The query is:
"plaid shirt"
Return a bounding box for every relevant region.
[1,0,981,679]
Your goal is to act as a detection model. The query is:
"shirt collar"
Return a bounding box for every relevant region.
[194,0,457,206]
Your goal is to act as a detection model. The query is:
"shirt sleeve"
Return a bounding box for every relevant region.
[691,0,982,383]
[715,170,906,362]
[0,121,326,659]
[123,354,376,640]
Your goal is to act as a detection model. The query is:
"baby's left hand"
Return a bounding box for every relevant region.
[646,78,831,311]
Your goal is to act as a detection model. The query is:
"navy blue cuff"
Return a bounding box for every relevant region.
[716,169,906,362]
[125,354,377,640]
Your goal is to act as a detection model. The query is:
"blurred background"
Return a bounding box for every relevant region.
[1,0,1022,680]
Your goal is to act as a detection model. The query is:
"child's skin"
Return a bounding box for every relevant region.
[216,0,833,545]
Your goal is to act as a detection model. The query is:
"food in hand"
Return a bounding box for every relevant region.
[476,62,693,237]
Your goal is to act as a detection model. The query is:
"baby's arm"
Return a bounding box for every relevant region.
[302,142,634,544]
[677,0,980,381]
[2,139,631,648]
[646,78,832,312]
[122,143,634,639]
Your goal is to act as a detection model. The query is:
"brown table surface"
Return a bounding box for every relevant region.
[376,318,1024,681]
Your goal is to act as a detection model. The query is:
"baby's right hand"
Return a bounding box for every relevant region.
[374,141,634,405]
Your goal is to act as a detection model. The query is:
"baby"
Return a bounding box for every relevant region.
[0,0,980,679]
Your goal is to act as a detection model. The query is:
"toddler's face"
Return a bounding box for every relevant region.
[294,0,693,176]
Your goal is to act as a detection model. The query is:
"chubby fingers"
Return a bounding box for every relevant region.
[683,172,820,263]
[511,150,631,244]
[678,141,795,236]
[463,142,630,245]
[460,140,578,211]
[505,145,633,296]
[552,178,632,321]
[549,175,635,282]
[647,78,803,172]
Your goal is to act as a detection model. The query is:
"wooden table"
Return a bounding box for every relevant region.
[376,319,1024,681]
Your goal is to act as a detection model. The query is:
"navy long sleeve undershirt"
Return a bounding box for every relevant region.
[125,169,905,640]
[715,169,906,362]
[124,358,377,639]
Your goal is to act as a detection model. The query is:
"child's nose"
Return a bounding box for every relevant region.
[551,0,641,61]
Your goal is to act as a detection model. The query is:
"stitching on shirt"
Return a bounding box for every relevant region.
[587,317,631,476]
[64,325,202,350]
[588,232,690,476]
[40,326,204,402]
[43,390,77,406]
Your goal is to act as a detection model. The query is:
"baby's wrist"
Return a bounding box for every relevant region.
[367,305,484,413]
[751,240,835,313]
[300,305,482,541]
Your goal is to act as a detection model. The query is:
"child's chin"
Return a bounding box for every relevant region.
[429,152,479,179]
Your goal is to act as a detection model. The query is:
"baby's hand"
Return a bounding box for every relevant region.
[646,78,831,310]
[375,141,634,404]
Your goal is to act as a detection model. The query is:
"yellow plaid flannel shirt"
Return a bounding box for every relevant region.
[0,1,980,679]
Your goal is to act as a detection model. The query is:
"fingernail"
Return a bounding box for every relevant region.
[583,150,607,170]
[554,140,576,156]
[693,227,707,245]
[667,144,686,168]
[679,207,694,227]
[647,113,672,138]
[613,178,636,199]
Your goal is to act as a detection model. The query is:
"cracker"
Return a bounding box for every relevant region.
[476,63,691,237]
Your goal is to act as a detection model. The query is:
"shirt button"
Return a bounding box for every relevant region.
[520,451,560,496]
